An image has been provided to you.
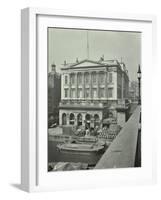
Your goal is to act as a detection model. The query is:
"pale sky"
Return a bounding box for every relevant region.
[48,28,141,82]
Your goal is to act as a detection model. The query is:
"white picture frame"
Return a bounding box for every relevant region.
[21,7,157,192]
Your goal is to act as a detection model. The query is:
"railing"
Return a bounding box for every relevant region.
[95,105,141,169]
[59,100,104,107]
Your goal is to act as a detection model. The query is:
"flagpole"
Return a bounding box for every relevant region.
[87,31,89,59]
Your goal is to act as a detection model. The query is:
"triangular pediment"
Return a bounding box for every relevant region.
[70,59,105,68]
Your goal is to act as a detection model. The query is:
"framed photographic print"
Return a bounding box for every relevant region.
[21,8,156,192]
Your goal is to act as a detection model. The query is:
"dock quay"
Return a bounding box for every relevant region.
[95,106,141,169]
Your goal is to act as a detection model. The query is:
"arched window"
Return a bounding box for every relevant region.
[69,113,75,125]
[62,113,67,125]
[85,114,91,120]
[94,114,100,127]
[85,114,91,129]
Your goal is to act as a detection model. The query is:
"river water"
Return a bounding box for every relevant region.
[48,140,106,166]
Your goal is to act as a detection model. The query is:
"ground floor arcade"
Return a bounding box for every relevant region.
[59,109,103,129]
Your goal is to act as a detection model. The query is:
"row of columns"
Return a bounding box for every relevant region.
[67,71,108,99]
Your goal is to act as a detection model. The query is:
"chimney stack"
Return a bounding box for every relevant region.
[99,55,104,62]
[51,63,56,73]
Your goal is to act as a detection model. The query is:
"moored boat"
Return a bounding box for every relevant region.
[57,143,104,156]
[76,136,97,143]
[76,136,106,146]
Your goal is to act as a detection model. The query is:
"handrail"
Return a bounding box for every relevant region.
[95,106,141,169]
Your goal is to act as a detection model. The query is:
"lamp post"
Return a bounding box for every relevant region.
[137,65,141,105]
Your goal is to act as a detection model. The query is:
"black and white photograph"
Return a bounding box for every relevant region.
[1,0,159,197]
[47,27,141,172]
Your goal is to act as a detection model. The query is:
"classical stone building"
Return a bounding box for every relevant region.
[59,58,129,128]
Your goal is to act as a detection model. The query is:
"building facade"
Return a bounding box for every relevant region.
[59,58,129,128]
[48,64,61,124]
[128,81,139,102]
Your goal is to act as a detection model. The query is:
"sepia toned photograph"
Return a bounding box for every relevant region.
[48,27,141,172]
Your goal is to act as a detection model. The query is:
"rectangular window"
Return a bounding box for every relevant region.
[85,74,89,84]
[99,88,105,98]
[117,87,121,98]
[78,74,82,84]
[92,88,97,98]
[109,73,113,83]
[108,88,113,98]
[85,88,90,98]
[71,89,75,98]
[65,75,68,84]
[99,73,105,84]
[92,73,97,84]
[70,74,75,84]
[77,88,82,98]
[64,89,68,98]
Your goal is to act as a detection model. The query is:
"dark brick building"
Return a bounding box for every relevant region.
[48,64,61,125]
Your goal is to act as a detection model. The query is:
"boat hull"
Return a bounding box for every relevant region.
[56,143,105,165]
[48,136,107,166]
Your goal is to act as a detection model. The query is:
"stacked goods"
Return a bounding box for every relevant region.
[74,126,86,137]
[98,124,121,142]
[106,130,117,142]
[107,124,121,142]
[98,129,109,139]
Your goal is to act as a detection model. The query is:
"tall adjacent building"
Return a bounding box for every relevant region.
[59,58,129,128]
[48,64,61,123]
[129,81,139,102]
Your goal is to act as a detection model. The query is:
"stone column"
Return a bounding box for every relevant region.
[59,110,62,125]
[90,114,95,128]
[66,113,70,125]
[82,72,85,99]
[105,70,108,98]
[99,112,103,128]
[82,113,86,127]
[75,72,78,99]
[90,71,92,99]
[74,113,76,126]
[97,71,100,98]
[69,73,71,99]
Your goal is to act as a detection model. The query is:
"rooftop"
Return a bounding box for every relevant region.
[61,58,128,75]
